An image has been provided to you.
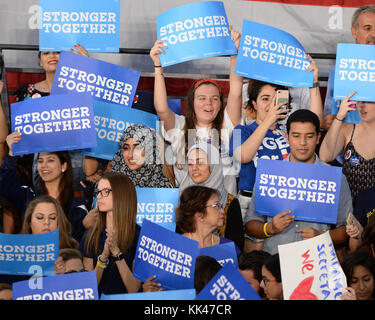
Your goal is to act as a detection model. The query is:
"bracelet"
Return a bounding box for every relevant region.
[312,81,319,88]
[97,255,109,268]
[154,65,162,68]
[335,116,344,121]
[112,252,124,261]
[263,222,272,237]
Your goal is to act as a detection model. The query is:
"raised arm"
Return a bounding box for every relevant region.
[0,81,8,166]
[225,26,243,127]
[233,96,287,163]
[150,40,175,132]
[319,91,356,162]
[306,55,324,126]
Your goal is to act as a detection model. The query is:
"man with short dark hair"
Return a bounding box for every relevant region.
[244,110,352,254]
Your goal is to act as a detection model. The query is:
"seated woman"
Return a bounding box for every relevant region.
[21,194,78,249]
[176,185,241,255]
[111,124,175,188]
[0,195,77,286]
[79,172,141,295]
[179,142,244,251]
[341,250,375,300]
[260,253,283,300]
[1,132,89,242]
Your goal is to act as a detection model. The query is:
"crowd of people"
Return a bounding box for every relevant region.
[0,4,374,301]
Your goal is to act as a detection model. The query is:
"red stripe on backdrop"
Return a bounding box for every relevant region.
[244,0,371,8]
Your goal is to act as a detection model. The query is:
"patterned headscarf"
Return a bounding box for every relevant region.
[111,124,173,188]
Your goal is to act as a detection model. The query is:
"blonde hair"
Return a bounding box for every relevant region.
[22,195,78,249]
[85,172,137,255]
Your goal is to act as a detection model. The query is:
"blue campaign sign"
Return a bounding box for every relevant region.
[334,43,375,103]
[0,230,59,276]
[101,289,196,300]
[157,1,237,67]
[81,100,159,160]
[195,263,261,300]
[51,51,141,107]
[199,242,238,268]
[39,0,121,53]
[235,20,313,87]
[136,188,179,232]
[328,68,362,124]
[11,92,97,156]
[134,220,199,290]
[168,99,181,115]
[13,271,99,300]
[254,159,342,224]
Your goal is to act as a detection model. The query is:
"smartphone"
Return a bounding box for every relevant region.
[276,90,289,110]
[346,212,361,228]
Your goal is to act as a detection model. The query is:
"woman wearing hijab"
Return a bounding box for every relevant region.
[111,124,174,188]
[179,142,244,251]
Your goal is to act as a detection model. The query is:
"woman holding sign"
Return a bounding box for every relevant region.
[79,172,141,294]
[150,26,243,195]
[13,45,89,192]
[320,92,375,204]
[179,142,244,251]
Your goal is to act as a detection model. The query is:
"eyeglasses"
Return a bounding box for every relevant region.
[206,202,224,211]
[94,188,112,198]
[262,278,278,286]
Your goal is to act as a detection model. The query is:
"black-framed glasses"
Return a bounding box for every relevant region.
[93,188,112,198]
[205,202,224,211]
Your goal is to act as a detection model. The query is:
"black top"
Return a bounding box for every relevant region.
[354,186,375,228]
[79,224,141,295]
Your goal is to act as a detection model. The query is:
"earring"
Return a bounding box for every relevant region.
[200,218,204,222]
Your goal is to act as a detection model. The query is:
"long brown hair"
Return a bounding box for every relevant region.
[183,80,225,156]
[85,172,137,255]
[37,151,74,216]
[22,195,78,249]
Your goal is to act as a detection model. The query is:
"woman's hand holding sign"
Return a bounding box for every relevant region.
[150,40,168,66]
[5,132,22,157]
[336,91,357,121]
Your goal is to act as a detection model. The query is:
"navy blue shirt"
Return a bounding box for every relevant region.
[230,122,290,191]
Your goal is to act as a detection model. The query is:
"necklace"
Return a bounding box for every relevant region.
[189,233,214,247]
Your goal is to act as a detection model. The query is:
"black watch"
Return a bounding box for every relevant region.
[112,252,124,261]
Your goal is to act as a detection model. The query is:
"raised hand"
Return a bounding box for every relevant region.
[150,40,168,66]
[6,132,22,156]
[71,44,89,57]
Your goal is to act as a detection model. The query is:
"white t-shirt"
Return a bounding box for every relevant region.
[162,108,238,195]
